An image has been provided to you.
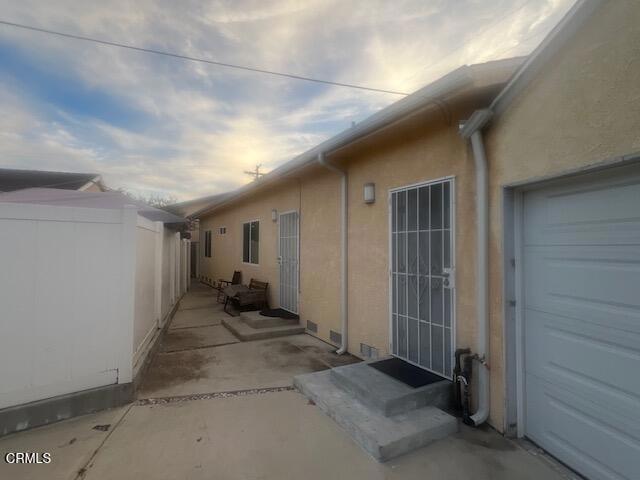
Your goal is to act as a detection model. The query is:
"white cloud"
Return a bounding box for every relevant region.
[0,0,575,200]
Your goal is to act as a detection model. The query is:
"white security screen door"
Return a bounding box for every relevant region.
[279,211,299,314]
[390,179,454,378]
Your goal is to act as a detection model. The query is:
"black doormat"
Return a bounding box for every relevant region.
[259,308,299,320]
[369,357,444,388]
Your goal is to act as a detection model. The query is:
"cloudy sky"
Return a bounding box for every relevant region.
[0,0,575,201]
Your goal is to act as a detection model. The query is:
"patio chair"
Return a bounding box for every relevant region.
[215,270,242,303]
[223,279,269,315]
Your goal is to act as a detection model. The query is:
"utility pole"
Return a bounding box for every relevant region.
[244,164,266,181]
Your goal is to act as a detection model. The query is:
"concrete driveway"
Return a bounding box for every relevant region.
[0,283,577,480]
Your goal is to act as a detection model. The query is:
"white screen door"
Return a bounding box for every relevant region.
[390,179,454,378]
[279,211,299,314]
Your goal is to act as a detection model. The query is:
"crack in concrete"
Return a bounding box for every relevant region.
[74,403,134,480]
[161,340,240,354]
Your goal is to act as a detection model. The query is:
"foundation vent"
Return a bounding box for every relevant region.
[360,343,379,360]
[306,320,318,333]
[330,330,342,345]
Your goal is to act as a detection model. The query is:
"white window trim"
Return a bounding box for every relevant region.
[242,219,260,265]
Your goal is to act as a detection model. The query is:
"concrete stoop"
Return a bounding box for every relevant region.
[222,314,305,341]
[330,362,452,416]
[293,364,458,462]
[239,310,299,329]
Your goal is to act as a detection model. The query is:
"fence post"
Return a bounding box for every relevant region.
[154,222,163,328]
[187,239,191,286]
[183,239,189,292]
[118,205,137,384]
[175,232,181,297]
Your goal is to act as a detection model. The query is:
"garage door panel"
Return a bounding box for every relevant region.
[526,375,640,480]
[525,309,640,419]
[522,166,640,480]
[524,248,640,333]
[523,176,640,246]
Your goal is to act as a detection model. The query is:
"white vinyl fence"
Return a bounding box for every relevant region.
[0,203,189,410]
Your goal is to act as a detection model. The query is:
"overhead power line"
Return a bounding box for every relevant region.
[0,20,410,96]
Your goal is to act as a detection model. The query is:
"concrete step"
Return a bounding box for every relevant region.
[294,370,458,462]
[239,310,299,329]
[222,316,305,341]
[330,361,452,417]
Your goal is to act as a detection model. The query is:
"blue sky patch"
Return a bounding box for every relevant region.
[0,41,149,130]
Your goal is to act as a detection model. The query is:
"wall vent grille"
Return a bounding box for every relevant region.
[306,320,318,333]
[360,343,379,359]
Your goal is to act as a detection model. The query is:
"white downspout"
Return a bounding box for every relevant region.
[469,130,490,427]
[317,152,348,355]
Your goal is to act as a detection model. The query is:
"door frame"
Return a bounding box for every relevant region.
[278,209,300,314]
[387,175,457,378]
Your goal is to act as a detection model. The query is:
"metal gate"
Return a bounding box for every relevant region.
[279,211,299,314]
[390,178,454,378]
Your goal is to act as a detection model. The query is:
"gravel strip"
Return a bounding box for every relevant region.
[135,386,296,405]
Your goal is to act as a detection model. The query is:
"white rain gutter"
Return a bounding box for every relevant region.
[317,152,348,355]
[460,109,493,426]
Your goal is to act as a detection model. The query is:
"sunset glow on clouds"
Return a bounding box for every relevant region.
[0,0,575,200]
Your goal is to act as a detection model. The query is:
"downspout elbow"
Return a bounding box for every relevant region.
[317,153,349,355]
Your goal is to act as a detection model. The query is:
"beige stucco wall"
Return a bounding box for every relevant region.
[197,96,486,350]
[198,169,343,345]
[199,180,301,308]
[298,167,342,342]
[194,3,640,433]
[484,0,640,431]
[342,110,478,359]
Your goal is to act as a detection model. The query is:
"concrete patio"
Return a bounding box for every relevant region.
[0,282,578,480]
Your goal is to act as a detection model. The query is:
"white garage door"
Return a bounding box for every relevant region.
[522,165,640,480]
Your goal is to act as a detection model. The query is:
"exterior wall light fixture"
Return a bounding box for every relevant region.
[271,209,278,222]
[364,182,375,204]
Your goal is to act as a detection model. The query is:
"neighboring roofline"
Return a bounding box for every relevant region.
[0,187,186,224]
[0,167,104,192]
[193,59,520,218]
[170,192,230,210]
[489,0,604,118]
[78,174,104,191]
